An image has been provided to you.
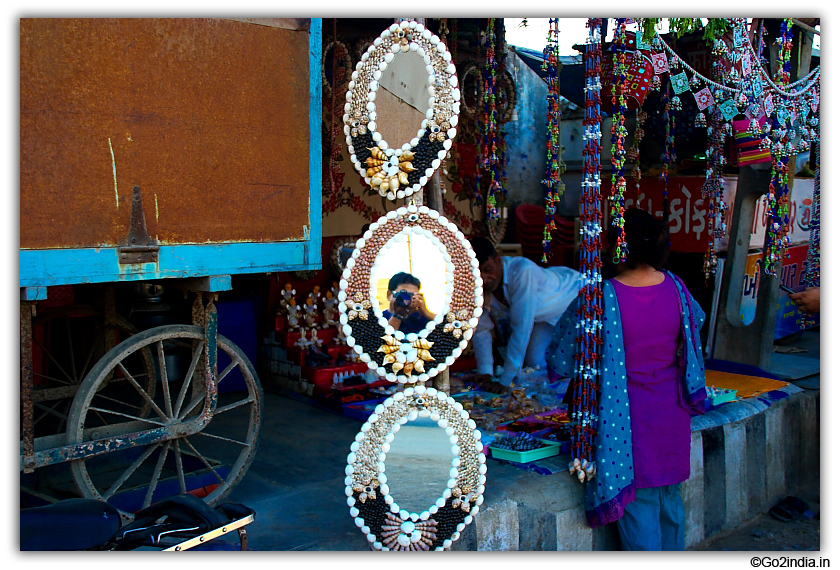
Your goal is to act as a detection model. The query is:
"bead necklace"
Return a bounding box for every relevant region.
[482,18,502,220]
[541,18,565,262]
[800,123,820,329]
[608,19,629,263]
[764,19,794,276]
[569,17,605,484]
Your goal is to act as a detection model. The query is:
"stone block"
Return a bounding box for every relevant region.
[683,430,705,548]
[723,421,748,529]
[765,404,786,505]
[744,412,768,515]
[555,505,593,550]
[702,425,726,537]
[517,505,557,550]
[474,498,519,551]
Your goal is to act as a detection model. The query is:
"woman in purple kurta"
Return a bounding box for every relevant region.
[607,209,701,551]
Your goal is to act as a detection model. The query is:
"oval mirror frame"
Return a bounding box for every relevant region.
[344,20,460,200]
[330,237,358,277]
[337,205,483,384]
[344,385,486,551]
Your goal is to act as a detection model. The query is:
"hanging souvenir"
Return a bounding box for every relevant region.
[344,20,460,200]
[670,71,690,94]
[694,86,714,111]
[650,52,668,74]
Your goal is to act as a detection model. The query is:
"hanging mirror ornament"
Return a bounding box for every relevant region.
[345,385,485,550]
[337,205,482,383]
[344,20,460,200]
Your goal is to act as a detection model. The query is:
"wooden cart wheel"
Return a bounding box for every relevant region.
[66,325,263,521]
[25,306,155,438]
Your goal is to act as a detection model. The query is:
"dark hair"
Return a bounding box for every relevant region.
[470,236,498,265]
[608,208,671,270]
[389,272,422,291]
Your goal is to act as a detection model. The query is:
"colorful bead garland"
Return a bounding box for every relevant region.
[608,19,629,263]
[800,130,819,329]
[569,17,605,484]
[483,18,503,221]
[541,18,566,263]
[763,19,794,276]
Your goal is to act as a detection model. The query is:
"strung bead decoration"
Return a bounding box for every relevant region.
[541,17,566,263]
[570,17,605,482]
[483,18,504,221]
[608,19,630,263]
[764,19,795,276]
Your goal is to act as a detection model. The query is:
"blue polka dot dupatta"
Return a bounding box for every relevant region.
[546,271,706,527]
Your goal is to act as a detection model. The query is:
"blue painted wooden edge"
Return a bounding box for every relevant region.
[20,21,324,289]
[20,242,317,288]
[309,17,323,271]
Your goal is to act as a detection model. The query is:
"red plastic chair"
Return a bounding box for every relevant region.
[515,204,547,264]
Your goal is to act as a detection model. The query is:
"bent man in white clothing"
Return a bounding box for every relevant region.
[469,237,583,392]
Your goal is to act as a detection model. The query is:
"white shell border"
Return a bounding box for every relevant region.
[344,386,486,551]
[343,20,459,200]
[336,205,483,384]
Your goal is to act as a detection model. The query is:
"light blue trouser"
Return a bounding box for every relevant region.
[617,484,686,551]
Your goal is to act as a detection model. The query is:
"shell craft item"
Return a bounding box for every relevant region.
[345,385,485,550]
[336,204,483,384]
[344,20,459,200]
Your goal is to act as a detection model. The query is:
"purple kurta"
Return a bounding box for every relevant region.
[611,276,691,489]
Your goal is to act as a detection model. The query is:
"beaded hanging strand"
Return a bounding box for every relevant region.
[542,18,565,263]
[483,18,502,220]
[661,80,675,222]
[764,18,794,276]
[473,24,486,211]
[800,120,820,329]
[608,18,629,263]
[569,17,605,484]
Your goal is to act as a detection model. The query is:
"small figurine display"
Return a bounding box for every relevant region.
[279,283,297,310]
[302,296,319,330]
[286,298,301,329]
[322,290,339,328]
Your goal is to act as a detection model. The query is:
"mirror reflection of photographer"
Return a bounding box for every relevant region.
[469,237,584,392]
[384,272,437,334]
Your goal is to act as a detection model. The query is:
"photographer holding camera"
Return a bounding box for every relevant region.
[383,272,437,334]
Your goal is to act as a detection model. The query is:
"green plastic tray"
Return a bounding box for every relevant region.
[489,441,561,463]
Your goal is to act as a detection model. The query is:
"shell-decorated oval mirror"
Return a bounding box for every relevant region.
[343,19,459,200]
[337,204,483,384]
[345,385,486,550]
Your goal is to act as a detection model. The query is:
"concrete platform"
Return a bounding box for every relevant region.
[227,377,819,551]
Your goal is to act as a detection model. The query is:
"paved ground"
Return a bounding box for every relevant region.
[226,330,820,551]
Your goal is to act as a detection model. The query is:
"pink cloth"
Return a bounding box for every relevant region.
[611,276,691,489]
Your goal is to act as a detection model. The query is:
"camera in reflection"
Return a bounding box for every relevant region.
[394,290,415,308]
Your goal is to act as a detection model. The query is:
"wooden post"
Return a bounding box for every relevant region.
[426,171,450,395]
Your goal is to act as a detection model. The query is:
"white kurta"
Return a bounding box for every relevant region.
[473,256,583,386]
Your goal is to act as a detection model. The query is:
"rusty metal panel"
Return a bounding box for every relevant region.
[21,18,312,250]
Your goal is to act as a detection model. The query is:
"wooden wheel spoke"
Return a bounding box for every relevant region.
[33,337,75,384]
[116,362,168,420]
[32,371,73,386]
[143,440,171,509]
[194,430,251,447]
[65,318,77,383]
[173,439,187,495]
[91,392,144,412]
[33,400,67,423]
[87,406,167,427]
[217,360,238,384]
[214,397,255,415]
[178,394,205,422]
[182,437,226,484]
[103,443,161,501]
[174,341,204,419]
[156,341,173,418]
[79,341,97,384]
